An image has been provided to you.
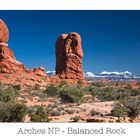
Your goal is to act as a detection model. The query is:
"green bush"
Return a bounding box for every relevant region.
[12,85,21,91]
[48,103,58,109]
[90,87,130,102]
[112,98,140,119]
[76,80,83,89]
[123,98,140,119]
[57,107,64,111]
[83,82,105,96]
[33,84,40,90]
[25,85,32,93]
[57,81,68,89]
[29,106,51,122]
[91,82,104,88]
[128,89,140,96]
[59,87,84,103]
[50,111,61,116]
[0,86,17,102]
[83,85,95,95]
[65,109,75,114]
[111,103,126,118]
[44,84,59,97]
[38,92,48,100]
[125,84,133,90]
[90,109,100,116]
[138,96,140,101]
[70,116,81,122]
[0,102,27,122]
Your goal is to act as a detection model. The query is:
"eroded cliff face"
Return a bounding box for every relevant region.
[0,19,49,87]
[55,32,84,81]
[0,19,27,74]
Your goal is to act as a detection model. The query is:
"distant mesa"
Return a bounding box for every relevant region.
[55,32,84,81]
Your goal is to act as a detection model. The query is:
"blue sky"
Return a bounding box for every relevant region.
[0,11,140,74]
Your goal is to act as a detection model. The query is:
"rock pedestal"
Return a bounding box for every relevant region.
[55,32,84,80]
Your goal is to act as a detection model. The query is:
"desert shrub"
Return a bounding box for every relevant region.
[90,109,100,116]
[91,87,115,101]
[0,86,17,102]
[90,87,130,102]
[25,85,32,93]
[56,107,64,111]
[44,84,59,97]
[83,84,95,95]
[56,107,63,112]
[0,102,27,122]
[65,109,75,114]
[111,103,126,118]
[111,98,140,119]
[97,88,114,101]
[57,81,68,89]
[33,84,40,90]
[70,116,81,122]
[91,82,104,88]
[48,103,58,109]
[76,80,83,89]
[50,111,61,116]
[125,83,133,90]
[114,88,130,101]
[29,106,51,122]
[138,96,140,101]
[61,111,66,115]
[128,89,140,96]
[38,92,48,100]
[122,98,140,119]
[59,87,84,103]
[83,83,104,95]
[12,84,21,91]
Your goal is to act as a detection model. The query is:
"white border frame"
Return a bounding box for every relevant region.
[0,0,140,10]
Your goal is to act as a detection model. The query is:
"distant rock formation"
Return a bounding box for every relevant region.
[55,32,84,81]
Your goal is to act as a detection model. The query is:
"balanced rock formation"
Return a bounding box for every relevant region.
[55,32,84,80]
[0,19,26,74]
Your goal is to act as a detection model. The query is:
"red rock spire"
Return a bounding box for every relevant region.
[55,32,84,80]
